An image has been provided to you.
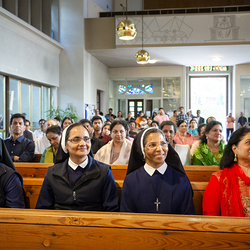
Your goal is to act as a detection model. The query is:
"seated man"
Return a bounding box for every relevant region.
[4,113,35,162]
[35,119,58,154]
[34,119,46,138]
[79,119,105,154]
[91,116,110,144]
[25,119,36,141]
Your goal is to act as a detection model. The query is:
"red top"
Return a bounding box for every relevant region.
[203,164,250,217]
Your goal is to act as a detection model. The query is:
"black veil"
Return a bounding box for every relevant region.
[127,128,185,175]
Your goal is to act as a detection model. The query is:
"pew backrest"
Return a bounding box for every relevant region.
[0,209,250,249]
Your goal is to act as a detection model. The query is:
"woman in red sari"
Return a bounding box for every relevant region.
[203,127,250,217]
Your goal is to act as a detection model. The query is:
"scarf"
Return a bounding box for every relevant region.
[94,139,132,165]
[220,164,250,217]
[193,142,225,166]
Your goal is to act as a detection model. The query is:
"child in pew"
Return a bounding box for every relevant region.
[36,123,119,211]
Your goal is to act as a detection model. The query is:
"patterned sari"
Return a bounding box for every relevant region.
[192,142,225,166]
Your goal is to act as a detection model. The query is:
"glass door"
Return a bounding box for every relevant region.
[128,99,143,118]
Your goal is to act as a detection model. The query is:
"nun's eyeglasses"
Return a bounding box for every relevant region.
[67,137,91,144]
[145,141,168,150]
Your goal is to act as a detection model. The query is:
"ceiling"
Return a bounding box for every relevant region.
[88,44,250,68]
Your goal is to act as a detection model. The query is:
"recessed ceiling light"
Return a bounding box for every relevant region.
[212,57,222,62]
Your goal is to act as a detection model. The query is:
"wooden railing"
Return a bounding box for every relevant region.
[0,209,250,249]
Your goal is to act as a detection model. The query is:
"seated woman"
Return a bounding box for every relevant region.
[187,118,198,135]
[190,123,206,157]
[151,120,159,128]
[128,121,138,138]
[0,138,25,208]
[36,123,119,211]
[61,117,73,131]
[174,120,195,146]
[160,121,191,165]
[193,121,225,166]
[94,120,132,164]
[40,125,62,163]
[120,127,194,214]
[203,127,250,217]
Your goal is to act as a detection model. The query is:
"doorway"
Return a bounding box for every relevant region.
[128,99,143,118]
[189,76,228,137]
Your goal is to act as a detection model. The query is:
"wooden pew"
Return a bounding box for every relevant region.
[1,209,250,249]
[33,154,42,162]
[15,163,53,178]
[23,178,207,215]
[15,163,219,182]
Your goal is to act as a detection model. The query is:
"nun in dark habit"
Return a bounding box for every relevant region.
[36,123,119,211]
[120,127,195,214]
[0,138,25,208]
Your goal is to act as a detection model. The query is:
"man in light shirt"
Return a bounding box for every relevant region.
[35,119,57,154]
[154,108,169,125]
[34,119,46,138]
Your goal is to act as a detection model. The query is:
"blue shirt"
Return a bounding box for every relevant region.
[176,113,189,126]
[187,128,198,135]
[4,135,35,162]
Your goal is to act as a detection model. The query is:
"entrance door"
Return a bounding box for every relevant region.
[128,99,143,118]
[190,76,228,138]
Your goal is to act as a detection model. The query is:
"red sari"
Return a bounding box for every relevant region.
[203,164,250,217]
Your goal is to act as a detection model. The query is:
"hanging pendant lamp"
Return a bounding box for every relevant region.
[135,10,150,64]
[117,0,137,40]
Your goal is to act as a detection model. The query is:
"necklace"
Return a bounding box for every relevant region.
[150,171,164,212]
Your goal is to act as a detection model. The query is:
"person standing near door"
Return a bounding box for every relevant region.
[238,112,247,128]
[226,112,235,141]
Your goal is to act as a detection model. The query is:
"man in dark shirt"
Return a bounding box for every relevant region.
[91,116,110,144]
[238,112,247,128]
[79,119,105,154]
[4,113,35,162]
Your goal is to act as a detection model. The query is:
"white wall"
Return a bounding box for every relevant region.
[0,7,63,86]
[58,0,110,120]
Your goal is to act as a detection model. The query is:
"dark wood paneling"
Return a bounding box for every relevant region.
[144,0,250,10]
[18,0,31,24]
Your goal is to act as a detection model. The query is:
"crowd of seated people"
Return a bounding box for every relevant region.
[2,108,250,218]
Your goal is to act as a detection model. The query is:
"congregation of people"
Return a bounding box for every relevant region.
[1,107,250,218]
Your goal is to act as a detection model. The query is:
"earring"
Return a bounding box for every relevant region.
[234,154,237,162]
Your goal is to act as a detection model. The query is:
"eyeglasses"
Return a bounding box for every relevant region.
[112,130,125,134]
[145,141,169,150]
[67,137,91,144]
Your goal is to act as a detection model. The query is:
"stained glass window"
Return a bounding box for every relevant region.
[118,84,153,95]
[119,85,126,94]
[189,66,228,71]
[145,85,153,94]
[127,88,146,95]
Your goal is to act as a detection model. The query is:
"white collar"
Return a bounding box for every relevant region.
[144,162,168,176]
[68,157,88,170]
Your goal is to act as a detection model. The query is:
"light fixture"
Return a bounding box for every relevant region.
[116,0,137,40]
[135,7,150,64]
[212,57,222,62]
[148,59,157,64]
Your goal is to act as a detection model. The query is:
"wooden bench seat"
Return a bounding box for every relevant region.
[23,178,207,215]
[15,163,219,182]
[0,209,250,249]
